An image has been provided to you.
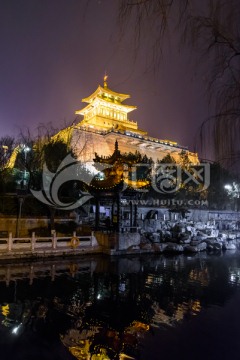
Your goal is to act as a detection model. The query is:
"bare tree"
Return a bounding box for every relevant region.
[118,0,240,172]
[14,124,59,190]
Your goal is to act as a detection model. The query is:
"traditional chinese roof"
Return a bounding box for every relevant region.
[76,98,136,116]
[82,85,131,104]
[90,140,150,190]
[93,140,141,165]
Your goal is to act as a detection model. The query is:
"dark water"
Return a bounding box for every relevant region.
[0,252,240,360]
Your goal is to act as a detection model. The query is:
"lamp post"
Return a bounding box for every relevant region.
[16,197,24,237]
[22,145,30,187]
[15,145,30,237]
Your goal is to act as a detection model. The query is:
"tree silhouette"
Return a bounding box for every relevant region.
[118,0,240,172]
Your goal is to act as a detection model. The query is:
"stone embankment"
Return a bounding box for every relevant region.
[1,221,240,259]
[138,221,240,254]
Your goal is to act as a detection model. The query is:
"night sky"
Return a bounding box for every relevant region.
[0,0,210,156]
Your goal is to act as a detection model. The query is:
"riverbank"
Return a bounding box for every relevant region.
[1,223,240,261]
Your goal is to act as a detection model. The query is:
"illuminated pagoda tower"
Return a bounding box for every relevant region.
[55,76,198,164]
[75,75,145,135]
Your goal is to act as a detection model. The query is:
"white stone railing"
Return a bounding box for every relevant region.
[0,231,98,253]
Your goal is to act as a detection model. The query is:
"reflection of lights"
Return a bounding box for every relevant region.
[119,283,126,292]
[151,299,203,328]
[131,320,149,331]
[146,275,153,285]
[97,294,101,300]
[1,304,9,316]
[119,353,135,359]
[12,323,22,335]
[146,274,163,285]
[190,300,201,315]
[229,271,240,284]
[189,269,209,286]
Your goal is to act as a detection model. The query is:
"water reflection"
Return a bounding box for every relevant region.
[0,252,240,359]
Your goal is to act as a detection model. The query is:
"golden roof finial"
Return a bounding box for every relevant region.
[103,72,108,88]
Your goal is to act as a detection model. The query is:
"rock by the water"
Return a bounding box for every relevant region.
[179,234,191,244]
[207,242,222,251]
[140,243,152,250]
[222,242,236,250]
[139,218,240,255]
[185,242,207,252]
[165,243,184,253]
[153,243,168,252]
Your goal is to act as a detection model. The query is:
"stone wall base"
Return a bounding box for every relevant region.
[95,231,140,251]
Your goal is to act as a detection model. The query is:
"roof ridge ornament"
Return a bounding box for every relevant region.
[103,73,108,88]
